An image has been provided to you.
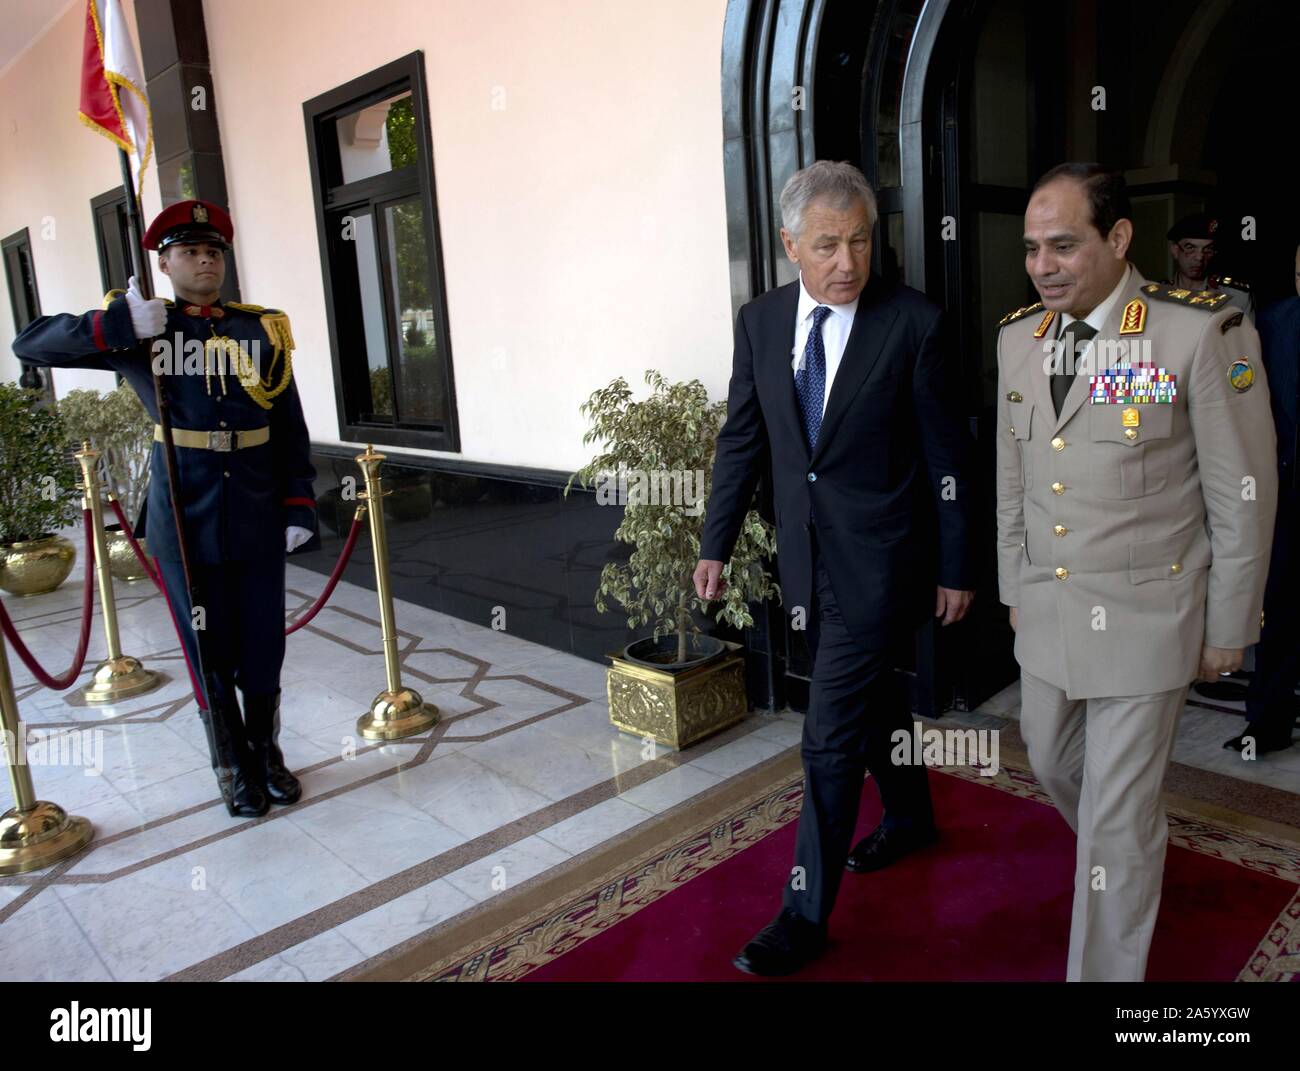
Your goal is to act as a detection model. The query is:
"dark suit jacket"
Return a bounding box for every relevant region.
[1258,296,1300,495]
[700,273,976,650]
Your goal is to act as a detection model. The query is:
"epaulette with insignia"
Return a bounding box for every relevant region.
[225,301,278,315]
[1139,281,1232,312]
[998,301,1044,327]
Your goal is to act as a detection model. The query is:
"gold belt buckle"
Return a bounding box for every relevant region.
[208,430,234,452]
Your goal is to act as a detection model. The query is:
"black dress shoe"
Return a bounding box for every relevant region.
[1223,730,1295,754]
[845,823,938,873]
[733,908,827,977]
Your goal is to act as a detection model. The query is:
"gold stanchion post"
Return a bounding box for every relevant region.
[0,630,94,874]
[74,442,160,703]
[354,445,439,740]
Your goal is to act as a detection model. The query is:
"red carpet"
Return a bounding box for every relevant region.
[432,760,1299,982]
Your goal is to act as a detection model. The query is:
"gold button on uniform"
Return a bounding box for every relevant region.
[1055,567,1069,580]
[1053,525,1067,537]
[1009,427,1016,436]
[1051,481,1065,495]
[1170,562,1182,574]
[1124,428,1137,440]
[1051,436,1065,451]
[1007,390,1022,402]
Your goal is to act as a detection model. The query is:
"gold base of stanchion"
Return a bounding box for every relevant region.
[356,687,439,741]
[81,656,160,703]
[0,801,93,875]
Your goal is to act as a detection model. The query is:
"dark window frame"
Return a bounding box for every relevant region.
[90,188,133,295]
[4,227,54,402]
[303,51,460,453]
[3,228,41,331]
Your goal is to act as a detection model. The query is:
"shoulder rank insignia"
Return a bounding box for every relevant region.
[998,301,1044,328]
[1119,298,1146,335]
[1220,311,1244,334]
[1227,358,1254,393]
[225,301,271,315]
[1140,281,1231,311]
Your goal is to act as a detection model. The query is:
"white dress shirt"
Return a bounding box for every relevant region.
[1058,263,1132,367]
[790,273,858,416]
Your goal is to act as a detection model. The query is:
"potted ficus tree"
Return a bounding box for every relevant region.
[0,383,80,596]
[566,370,779,748]
[58,382,153,580]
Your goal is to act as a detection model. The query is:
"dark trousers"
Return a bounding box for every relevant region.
[1246,497,1299,740]
[781,541,936,927]
[155,555,287,710]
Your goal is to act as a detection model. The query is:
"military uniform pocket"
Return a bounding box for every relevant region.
[1129,522,1212,584]
[1089,403,1174,497]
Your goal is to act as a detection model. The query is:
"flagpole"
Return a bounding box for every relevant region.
[116,149,217,713]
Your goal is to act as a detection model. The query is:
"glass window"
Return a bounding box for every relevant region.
[306,55,457,452]
[334,91,417,184]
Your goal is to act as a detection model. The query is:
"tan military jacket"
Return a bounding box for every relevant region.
[995,265,1278,698]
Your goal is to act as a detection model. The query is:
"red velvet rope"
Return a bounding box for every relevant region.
[285,512,365,635]
[106,498,163,589]
[107,496,365,637]
[0,509,97,691]
[3,502,366,700]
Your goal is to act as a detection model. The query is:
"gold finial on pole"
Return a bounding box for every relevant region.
[354,444,439,740]
[0,628,94,874]
[74,441,160,703]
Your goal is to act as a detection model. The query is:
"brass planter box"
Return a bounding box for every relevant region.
[606,640,748,750]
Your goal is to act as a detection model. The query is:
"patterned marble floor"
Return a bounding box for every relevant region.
[0,546,1295,981]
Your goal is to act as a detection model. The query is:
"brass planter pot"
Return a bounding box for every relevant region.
[606,639,748,750]
[105,526,150,582]
[0,534,77,597]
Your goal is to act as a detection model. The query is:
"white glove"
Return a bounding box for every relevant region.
[125,275,166,339]
[285,525,312,553]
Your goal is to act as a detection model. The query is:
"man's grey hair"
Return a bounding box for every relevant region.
[779,160,878,238]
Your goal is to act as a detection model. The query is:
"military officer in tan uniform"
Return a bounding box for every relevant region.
[996,164,1277,982]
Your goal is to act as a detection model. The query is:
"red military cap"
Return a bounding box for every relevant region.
[142,199,234,252]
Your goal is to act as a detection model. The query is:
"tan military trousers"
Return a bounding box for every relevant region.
[1018,669,1188,982]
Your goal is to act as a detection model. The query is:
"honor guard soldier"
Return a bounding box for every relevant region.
[1164,212,1254,319]
[997,165,1277,981]
[13,199,318,818]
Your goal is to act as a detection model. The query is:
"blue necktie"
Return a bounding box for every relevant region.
[795,305,832,451]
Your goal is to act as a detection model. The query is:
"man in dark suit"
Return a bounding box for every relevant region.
[1226,239,1300,754]
[694,160,976,976]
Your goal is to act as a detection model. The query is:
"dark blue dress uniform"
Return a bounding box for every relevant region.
[13,269,317,815]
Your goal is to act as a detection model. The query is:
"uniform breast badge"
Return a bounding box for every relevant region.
[1227,358,1254,393]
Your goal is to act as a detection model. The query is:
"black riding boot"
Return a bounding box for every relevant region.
[244,689,302,805]
[197,696,269,818]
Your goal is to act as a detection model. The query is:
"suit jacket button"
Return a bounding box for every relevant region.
[1054,567,1069,580]
[1051,436,1066,451]
[1051,481,1065,495]
[807,472,817,482]
[1170,562,1182,574]
[1053,525,1067,536]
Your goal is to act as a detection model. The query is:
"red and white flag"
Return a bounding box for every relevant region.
[78,0,153,190]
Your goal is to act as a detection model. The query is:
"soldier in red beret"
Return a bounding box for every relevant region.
[14,199,317,818]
